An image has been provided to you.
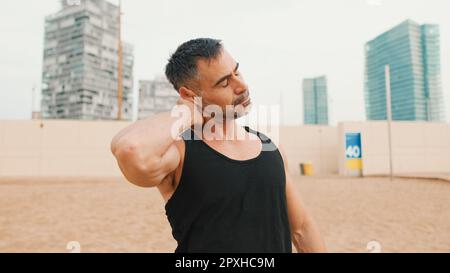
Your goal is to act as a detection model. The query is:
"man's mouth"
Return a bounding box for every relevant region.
[241,97,251,107]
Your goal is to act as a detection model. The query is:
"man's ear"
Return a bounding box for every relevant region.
[179,86,197,101]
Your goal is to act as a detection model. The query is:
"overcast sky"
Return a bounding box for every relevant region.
[1,0,449,125]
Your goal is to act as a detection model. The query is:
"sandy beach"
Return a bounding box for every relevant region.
[0,175,449,253]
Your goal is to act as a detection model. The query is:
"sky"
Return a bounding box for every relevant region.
[1,0,449,125]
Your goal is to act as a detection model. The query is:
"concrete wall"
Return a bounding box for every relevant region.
[338,121,450,176]
[2,120,449,178]
[0,120,339,177]
[0,120,128,177]
[279,126,338,175]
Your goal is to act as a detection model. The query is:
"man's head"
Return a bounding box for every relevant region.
[165,38,251,119]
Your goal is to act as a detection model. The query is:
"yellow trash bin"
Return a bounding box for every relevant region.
[300,162,314,176]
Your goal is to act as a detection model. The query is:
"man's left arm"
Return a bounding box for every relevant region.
[279,146,327,253]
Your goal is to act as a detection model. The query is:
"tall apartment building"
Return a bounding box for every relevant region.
[41,0,134,120]
[138,77,179,119]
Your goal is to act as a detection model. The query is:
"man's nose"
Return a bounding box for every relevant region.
[233,77,248,95]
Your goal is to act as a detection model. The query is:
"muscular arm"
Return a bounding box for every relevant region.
[110,100,195,188]
[279,146,327,253]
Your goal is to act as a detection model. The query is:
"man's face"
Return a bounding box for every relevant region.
[195,49,251,119]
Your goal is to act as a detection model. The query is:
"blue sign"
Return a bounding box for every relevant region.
[346,133,362,159]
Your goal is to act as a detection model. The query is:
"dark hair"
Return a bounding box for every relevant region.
[165,38,223,91]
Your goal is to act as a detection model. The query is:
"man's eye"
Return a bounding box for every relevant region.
[221,80,229,88]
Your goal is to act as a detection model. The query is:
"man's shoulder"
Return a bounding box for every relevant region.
[244,126,279,152]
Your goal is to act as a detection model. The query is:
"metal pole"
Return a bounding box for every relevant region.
[117,0,123,120]
[385,65,393,181]
[31,85,36,119]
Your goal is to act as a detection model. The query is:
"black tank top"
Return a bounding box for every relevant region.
[165,126,292,253]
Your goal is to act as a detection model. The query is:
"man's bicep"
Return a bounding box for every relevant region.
[117,140,182,188]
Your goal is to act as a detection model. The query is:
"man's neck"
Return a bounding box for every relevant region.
[194,118,246,142]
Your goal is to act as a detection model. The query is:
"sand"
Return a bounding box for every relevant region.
[0,175,449,253]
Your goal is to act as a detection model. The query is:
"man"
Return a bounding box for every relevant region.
[110,38,326,253]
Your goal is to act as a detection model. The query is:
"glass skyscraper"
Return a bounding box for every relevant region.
[303,76,329,125]
[364,19,444,121]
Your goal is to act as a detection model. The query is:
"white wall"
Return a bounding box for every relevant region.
[279,126,338,175]
[0,120,129,177]
[338,121,450,176]
[2,120,449,178]
[0,120,339,177]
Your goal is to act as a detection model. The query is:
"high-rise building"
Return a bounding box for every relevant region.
[138,77,179,120]
[303,76,329,125]
[364,19,444,121]
[41,0,134,120]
